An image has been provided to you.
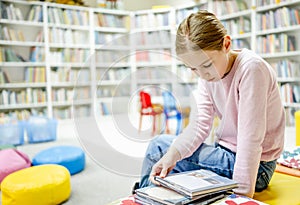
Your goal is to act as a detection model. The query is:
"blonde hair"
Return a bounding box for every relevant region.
[176,10,227,55]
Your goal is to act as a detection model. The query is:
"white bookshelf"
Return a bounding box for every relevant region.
[0,0,47,118]
[0,0,131,119]
[254,0,300,126]
[130,7,174,102]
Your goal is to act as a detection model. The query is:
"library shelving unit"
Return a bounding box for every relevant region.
[46,2,92,119]
[0,0,47,119]
[0,0,131,119]
[92,7,130,115]
[209,0,253,50]
[130,7,175,106]
[255,0,300,126]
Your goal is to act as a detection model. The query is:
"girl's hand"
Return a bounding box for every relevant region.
[149,146,181,185]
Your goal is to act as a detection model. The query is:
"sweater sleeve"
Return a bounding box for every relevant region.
[171,80,215,160]
[233,61,270,197]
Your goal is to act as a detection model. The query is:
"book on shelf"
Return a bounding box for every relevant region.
[211,193,268,205]
[100,102,110,115]
[135,185,226,205]
[1,3,23,21]
[0,48,3,63]
[4,49,24,62]
[3,27,25,42]
[154,169,238,198]
[0,70,10,84]
[27,5,43,22]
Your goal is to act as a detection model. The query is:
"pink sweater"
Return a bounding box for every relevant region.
[172,48,285,197]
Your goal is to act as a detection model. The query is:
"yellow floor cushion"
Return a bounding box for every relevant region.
[254,172,300,205]
[1,164,71,205]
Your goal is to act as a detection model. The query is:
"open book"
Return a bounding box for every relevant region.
[154,169,238,198]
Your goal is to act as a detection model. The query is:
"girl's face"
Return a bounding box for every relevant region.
[178,36,231,82]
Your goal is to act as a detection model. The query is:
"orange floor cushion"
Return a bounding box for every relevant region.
[254,172,300,204]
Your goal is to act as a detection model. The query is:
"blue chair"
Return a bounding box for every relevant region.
[162,91,183,135]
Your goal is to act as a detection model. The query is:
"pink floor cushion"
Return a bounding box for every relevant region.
[0,149,31,184]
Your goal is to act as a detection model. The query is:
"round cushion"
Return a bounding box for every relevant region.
[0,149,31,183]
[1,164,71,205]
[32,145,85,175]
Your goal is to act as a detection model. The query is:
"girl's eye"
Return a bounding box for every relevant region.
[203,62,212,68]
[190,67,197,71]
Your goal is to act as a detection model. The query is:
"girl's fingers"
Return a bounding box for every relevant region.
[159,167,168,178]
[149,175,161,185]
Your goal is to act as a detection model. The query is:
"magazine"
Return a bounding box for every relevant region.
[154,169,238,198]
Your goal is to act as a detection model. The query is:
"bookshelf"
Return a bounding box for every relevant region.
[255,0,300,126]
[0,0,47,119]
[0,0,299,125]
[46,3,92,119]
[0,0,131,119]
[130,8,174,105]
[93,7,130,115]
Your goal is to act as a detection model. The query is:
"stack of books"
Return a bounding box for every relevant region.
[134,169,238,205]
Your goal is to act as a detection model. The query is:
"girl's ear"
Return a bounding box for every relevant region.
[223,35,231,52]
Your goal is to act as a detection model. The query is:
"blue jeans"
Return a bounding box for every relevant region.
[140,135,276,192]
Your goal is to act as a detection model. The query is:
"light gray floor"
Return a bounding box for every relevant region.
[0,116,152,205]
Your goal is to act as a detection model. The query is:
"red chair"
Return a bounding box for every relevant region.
[138,91,163,135]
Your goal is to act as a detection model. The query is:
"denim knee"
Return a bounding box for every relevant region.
[255,160,276,192]
[145,134,175,158]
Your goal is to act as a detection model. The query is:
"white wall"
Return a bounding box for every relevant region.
[84,0,197,10]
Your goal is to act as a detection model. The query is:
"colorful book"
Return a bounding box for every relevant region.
[277,147,300,170]
[212,194,268,205]
[154,169,238,198]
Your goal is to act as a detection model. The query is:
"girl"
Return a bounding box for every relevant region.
[138,10,285,198]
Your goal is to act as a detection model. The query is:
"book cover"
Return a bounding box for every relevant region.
[136,185,226,205]
[154,169,238,198]
[212,194,268,205]
[277,147,300,170]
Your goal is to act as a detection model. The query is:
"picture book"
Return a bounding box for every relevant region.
[135,185,226,205]
[211,193,268,205]
[277,147,300,170]
[154,169,238,198]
